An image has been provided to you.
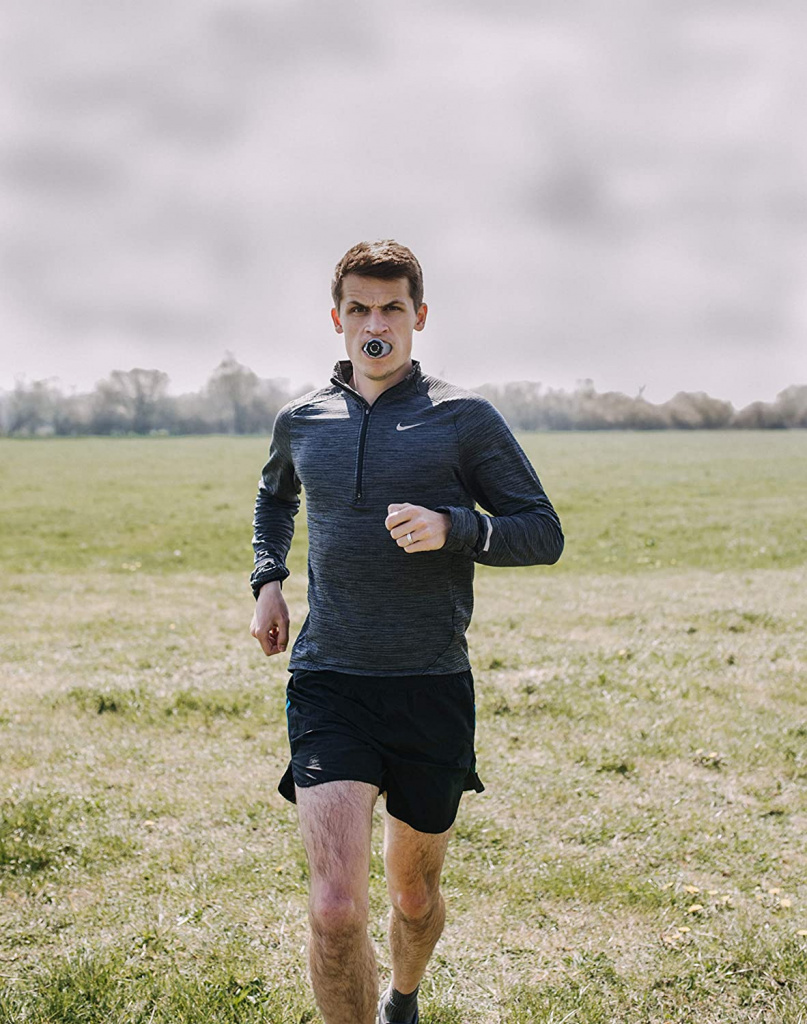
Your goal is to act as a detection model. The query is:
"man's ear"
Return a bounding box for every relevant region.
[414,303,428,332]
[331,308,343,334]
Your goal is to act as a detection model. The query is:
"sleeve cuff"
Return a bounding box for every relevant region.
[250,560,290,599]
[436,505,482,557]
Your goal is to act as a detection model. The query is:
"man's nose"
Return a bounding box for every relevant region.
[365,309,388,333]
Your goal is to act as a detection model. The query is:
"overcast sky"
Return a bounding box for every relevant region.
[1,0,805,408]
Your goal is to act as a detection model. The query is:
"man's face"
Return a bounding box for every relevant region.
[331,274,427,386]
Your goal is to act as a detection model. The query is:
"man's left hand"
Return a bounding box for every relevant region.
[385,503,451,552]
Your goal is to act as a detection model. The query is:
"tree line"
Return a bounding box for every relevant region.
[2,357,805,436]
[0,356,306,438]
[475,380,807,431]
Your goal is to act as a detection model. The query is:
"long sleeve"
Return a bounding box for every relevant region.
[250,406,301,597]
[438,396,564,566]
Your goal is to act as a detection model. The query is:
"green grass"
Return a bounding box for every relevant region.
[1,431,806,575]
[1,433,806,1022]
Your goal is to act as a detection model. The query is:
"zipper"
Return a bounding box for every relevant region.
[331,365,419,504]
[354,404,372,501]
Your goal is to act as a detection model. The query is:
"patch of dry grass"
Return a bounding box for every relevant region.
[1,434,806,1022]
[1,564,805,1022]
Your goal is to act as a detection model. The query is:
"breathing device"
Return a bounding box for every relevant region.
[362,338,392,358]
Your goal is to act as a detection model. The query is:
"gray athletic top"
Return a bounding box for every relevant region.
[251,360,563,675]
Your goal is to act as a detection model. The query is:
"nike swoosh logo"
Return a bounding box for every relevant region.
[396,422,425,431]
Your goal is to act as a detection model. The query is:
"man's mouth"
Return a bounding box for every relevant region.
[362,339,393,359]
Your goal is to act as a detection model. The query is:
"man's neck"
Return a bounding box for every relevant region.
[351,359,413,406]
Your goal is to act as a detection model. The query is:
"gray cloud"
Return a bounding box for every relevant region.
[1,0,805,406]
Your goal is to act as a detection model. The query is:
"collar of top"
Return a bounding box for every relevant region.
[331,359,423,400]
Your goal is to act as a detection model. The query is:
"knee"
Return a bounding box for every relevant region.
[390,881,442,923]
[309,886,369,940]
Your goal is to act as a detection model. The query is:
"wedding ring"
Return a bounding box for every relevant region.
[407,532,413,545]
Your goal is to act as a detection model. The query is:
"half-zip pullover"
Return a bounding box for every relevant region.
[251,360,564,676]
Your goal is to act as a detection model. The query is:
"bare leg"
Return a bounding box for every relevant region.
[383,809,452,997]
[296,780,379,1024]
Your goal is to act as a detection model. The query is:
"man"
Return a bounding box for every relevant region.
[250,240,563,1024]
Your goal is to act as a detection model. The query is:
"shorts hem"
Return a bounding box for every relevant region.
[278,760,382,805]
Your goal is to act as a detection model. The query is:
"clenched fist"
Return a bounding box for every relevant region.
[384,503,451,552]
[250,581,290,656]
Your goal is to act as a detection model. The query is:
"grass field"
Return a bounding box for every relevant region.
[1,432,806,1024]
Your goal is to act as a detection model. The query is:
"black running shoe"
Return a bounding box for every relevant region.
[378,991,419,1024]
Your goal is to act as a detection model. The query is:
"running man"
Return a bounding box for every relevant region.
[250,240,563,1024]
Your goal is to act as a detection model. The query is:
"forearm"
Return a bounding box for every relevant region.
[250,488,298,595]
[251,405,302,596]
[449,399,564,567]
[438,503,564,566]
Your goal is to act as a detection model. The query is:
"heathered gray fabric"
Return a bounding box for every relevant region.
[251,360,563,676]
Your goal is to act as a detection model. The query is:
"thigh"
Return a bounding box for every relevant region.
[382,671,482,834]
[296,780,379,896]
[383,807,451,897]
[286,671,385,792]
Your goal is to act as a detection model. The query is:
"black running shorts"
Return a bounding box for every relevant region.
[278,668,485,834]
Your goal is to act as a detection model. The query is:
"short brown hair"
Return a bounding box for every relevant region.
[331,240,424,311]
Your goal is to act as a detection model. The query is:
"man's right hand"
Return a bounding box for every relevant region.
[250,581,290,657]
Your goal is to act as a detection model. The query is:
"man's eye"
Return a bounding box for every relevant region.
[384,305,403,313]
[350,306,368,314]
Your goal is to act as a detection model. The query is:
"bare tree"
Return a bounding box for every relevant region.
[4,379,61,435]
[205,354,260,433]
[662,392,734,429]
[773,385,807,427]
[92,368,170,434]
